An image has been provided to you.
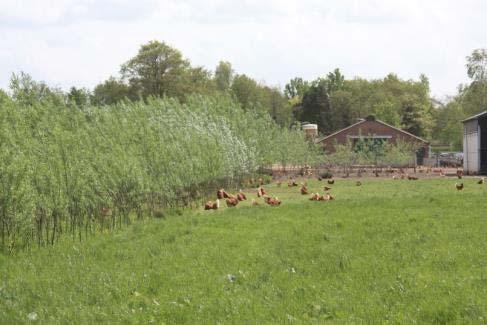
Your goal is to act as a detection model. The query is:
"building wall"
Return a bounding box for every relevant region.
[463,120,479,173]
[320,120,429,157]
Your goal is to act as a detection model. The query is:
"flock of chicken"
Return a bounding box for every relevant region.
[204,186,282,210]
[204,169,485,210]
[452,170,484,190]
[291,178,335,202]
[204,178,336,211]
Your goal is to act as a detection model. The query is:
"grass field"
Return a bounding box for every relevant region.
[1,178,487,323]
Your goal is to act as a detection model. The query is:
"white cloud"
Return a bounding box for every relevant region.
[0,0,484,97]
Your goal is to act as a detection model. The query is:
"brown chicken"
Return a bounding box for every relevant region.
[407,175,418,180]
[257,187,267,197]
[300,185,309,195]
[236,190,247,201]
[324,193,334,201]
[204,200,220,210]
[217,189,232,199]
[288,180,299,187]
[327,179,334,185]
[101,207,112,217]
[457,169,463,179]
[264,196,281,206]
[309,193,321,201]
[455,183,464,191]
[226,197,239,207]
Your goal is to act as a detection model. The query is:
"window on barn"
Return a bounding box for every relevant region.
[353,137,387,154]
[348,135,391,153]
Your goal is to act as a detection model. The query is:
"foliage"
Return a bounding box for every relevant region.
[284,77,309,99]
[326,139,415,168]
[287,70,434,138]
[466,48,487,81]
[230,74,261,110]
[90,41,292,125]
[67,87,91,108]
[300,79,332,134]
[118,41,217,101]
[120,41,191,100]
[92,77,137,106]
[9,72,65,106]
[432,101,464,150]
[214,61,234,92]
[0,94,320,252]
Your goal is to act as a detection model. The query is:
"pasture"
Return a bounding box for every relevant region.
[1,178,486,323]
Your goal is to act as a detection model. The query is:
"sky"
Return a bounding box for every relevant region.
[1,0,486,99]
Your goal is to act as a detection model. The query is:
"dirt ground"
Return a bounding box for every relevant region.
[269,166,467,181]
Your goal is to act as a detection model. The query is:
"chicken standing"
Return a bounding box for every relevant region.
[257,187,266,197]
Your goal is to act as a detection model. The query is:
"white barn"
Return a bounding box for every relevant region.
[463,111,487,174]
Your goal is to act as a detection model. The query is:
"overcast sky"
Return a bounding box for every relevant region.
[1,0,485,99]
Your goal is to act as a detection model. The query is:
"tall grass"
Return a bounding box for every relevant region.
[0,95,321,252]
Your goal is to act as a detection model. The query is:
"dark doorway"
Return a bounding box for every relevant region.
[416,147,425,166]
[480,117,487,174]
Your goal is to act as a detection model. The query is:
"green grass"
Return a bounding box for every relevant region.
[1,178,487,323]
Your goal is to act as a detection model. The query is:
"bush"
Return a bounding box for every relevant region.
[0,95,323,251]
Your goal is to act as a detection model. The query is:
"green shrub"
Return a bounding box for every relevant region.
[0,95,322,251]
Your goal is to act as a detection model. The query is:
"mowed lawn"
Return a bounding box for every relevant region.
[1,178,486,323]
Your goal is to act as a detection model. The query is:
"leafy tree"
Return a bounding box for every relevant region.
[466,48,487,81]
[329,90,353,130]
[432,100,464,150]
[460,81,487,115]
[284,77,309,99]
[182,66,217,98]
[301,79,332,134]
[231,74,262,110]
[92,77,136,106]
[9,72,65,106]
[67,87,91,108]
[214,61,234,92]
[372,98,401,126]
[260,86,293,126]
[0,89,11,106]
[120,40,190,100]
[400,96,423,136]
[326,68,345,93]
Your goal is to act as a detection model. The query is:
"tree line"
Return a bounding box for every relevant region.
[2,40,487,151]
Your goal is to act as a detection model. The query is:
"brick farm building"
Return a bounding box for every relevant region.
[316,116,430,165]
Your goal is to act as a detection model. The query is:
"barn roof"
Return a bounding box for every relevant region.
[462,110,487,123]
[315,117,429,144]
